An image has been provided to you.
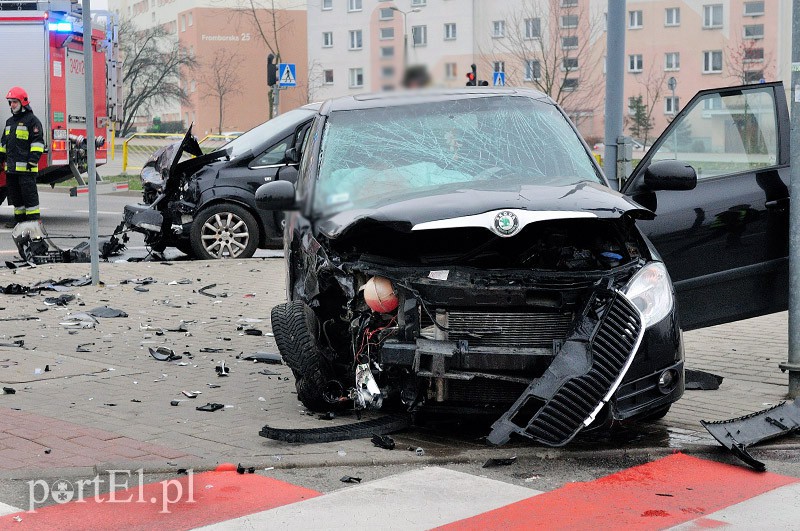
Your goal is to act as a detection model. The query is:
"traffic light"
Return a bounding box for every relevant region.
[465,63,477,86]
[267,53,278,86]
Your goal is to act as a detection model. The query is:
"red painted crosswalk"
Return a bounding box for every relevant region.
[1,454,797,530]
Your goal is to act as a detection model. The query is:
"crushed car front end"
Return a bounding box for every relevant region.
[271,90,684,446]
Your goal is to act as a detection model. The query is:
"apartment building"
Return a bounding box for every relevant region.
[108,0,307,133]
[307,0,791,141]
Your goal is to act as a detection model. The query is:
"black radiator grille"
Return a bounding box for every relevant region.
[446,311,573,348]
[525,294,642,445]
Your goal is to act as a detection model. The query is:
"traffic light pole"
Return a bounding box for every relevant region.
[272,85,280,118]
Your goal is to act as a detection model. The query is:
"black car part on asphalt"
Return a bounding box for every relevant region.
[701,399,800,472]
[259,414,412,444]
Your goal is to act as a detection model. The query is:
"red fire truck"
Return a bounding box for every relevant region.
[0,0,120,203]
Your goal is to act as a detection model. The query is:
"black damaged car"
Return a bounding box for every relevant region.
[123,104,318,259]
[258,83,789,446]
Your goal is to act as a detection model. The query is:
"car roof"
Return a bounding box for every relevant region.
[320,88,552,114]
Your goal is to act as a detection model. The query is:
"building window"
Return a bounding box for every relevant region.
[743,1,764,16]
[411,25,427,46]
[744,47,764,62]
[665,52,680,71]
[349,68,364,88]
[445,63,457,79]
[561,14,579,28]
[525,18,541,39]
[628,54,643,73]
[562,35,578,49]
[628,10,642,29]
[380,27,394,40]
[349,30,362,50]
[190,80,196,93]
[665,7,680,26]
[703,4,722,28]
[493,61,505,73]
[664,96,680,114]
[322,0,332,10]
[348,0,362,13]
[187,12,192,26]
[744,70,764,83]
[444,23,456,40]
[561,0,578,6]
[703,50,723,73]
[381,66,395,78]
[743,24,764,39]
[411,0,426,5]
[180,14,185,31]
[562,57,578,71]
[323,69,334,84]
[563,78,579,91]
[524,60,541,81]
[703,97,723,110]
[492,20,505,37]
[380,46,394,58]
[627,96,637,115]
[322,32,333,47]
[379,7,393,19]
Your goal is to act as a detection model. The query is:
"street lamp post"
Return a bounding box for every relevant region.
[390,6,420,72]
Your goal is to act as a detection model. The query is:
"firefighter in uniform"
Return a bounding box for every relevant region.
[0,87,45,225]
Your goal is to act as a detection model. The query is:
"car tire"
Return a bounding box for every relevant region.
[190,203,260,259]
[271,301,337,411]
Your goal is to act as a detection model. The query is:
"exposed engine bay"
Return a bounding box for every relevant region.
[272,216,669,447]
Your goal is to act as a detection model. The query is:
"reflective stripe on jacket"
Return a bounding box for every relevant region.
[0,108,45,173]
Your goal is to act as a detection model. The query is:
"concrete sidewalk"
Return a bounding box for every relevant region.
[0,258,794,478]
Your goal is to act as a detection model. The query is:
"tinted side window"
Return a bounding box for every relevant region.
[649,87,778,180]
[251,135,292,167]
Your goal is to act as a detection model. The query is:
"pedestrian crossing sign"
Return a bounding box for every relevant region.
[278,63,297,87]
[493,71,506,86]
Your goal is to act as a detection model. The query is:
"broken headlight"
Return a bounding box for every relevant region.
[622,262,673,328]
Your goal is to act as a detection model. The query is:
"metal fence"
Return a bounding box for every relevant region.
[121,133,235,173]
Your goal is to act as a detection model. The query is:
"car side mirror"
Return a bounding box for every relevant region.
[284,147,300,164]
[642,160,697,191]
[255,180,298,210]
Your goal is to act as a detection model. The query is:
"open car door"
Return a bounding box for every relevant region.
[622,82,789,331]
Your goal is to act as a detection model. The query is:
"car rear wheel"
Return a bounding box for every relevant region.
[271,301,338,411]
[190,203,260,259]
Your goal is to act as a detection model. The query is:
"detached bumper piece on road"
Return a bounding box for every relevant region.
[487,290,644,446]
[260,414,411,444]
[702,398,800,471]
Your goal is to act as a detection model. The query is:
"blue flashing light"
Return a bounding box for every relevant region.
[48,22,73,33]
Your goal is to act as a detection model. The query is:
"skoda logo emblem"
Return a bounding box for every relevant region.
[494,210,519,236]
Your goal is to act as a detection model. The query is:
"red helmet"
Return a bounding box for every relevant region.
[6,87,29,106]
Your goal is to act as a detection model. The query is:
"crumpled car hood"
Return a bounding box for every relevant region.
[317,181,654,240]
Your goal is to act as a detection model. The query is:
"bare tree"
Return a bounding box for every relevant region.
[118,19,197,137]
[629,59,669,145]
[490,0,604,126]
[225,0,303,117]
[304,60,326,104]
[200,49,243,133]
[725,37,773,85]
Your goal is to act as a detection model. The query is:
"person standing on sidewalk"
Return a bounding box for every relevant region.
[0,86,45,226]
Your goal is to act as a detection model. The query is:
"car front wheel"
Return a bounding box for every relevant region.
[190,203,260,259]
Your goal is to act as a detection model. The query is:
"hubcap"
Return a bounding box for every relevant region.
[200,212,250,258]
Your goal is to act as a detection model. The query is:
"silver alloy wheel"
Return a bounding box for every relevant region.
[200,211,250,258]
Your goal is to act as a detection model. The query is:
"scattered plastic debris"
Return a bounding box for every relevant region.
[236,463,256,474]
[88,306,128,318]
[198,284,228,298]
[371,434,395,450]
[2,387,15,394]
[685,369,724,391]
[196,403,224,412]
[340,476,361,483]
[182,391,199,399]
[482,456,518,468]
[76,343,94,353]
[59,312,97,328]
[43,294,75,306]
[215,361,230,377]
[149,347,183,362]
[242,352,282,364]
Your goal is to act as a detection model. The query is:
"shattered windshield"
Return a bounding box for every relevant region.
[224,108,315,160]
[314,95,601,216]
